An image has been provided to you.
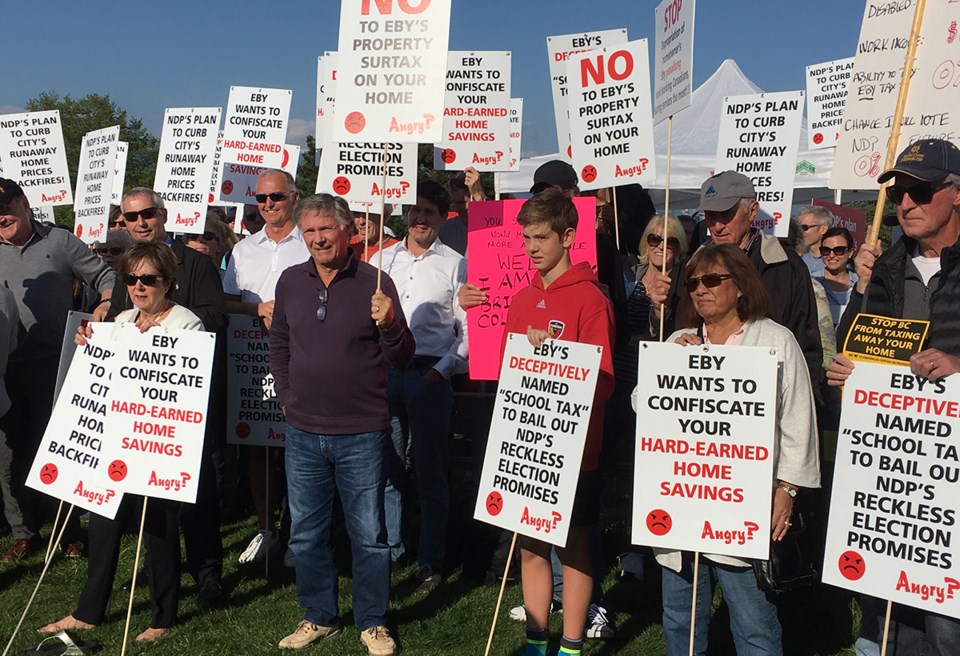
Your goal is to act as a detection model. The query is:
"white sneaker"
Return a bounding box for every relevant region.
[283,547,296,568]
[508,600,561,622]
[238,530,277,564]
[586,603,614,639]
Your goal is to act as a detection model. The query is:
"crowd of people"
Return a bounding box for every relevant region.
[0,137,958,656]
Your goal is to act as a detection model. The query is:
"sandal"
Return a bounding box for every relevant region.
[23,630,98,655]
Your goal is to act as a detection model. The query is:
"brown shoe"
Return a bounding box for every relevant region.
[61,540,85,558]
[1,539,33,563]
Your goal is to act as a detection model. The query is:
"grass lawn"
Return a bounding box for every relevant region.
[0,515,860,655]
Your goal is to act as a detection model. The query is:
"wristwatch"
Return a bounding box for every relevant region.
[777,483,798,498]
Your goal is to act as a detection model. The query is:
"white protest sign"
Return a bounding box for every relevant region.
[831,2,960,189]
[547,29,628,159]
[631,343,777,559]
[805,57,854,150]
[823,363,960,619]
[26,326,122,519]
[101,324,215,504]
[347,199,400,215]
[222,86,292,169]
[508,98,523,171]
[0,110,73,206]
[30,205,54,225]
[317,52,339,147]
[566,40,657,191]
[434,51,512,171]
[55,311,93,402]
[111,141,128,205]
[74,125,120,244]
[653,0,695,125]
[474,334,602,547]
[217,146,299,205]
[318,142,417,204]
[226,315,286,447]
[715,91,804,237]
[154,107,221,234]
[334,0,451,142]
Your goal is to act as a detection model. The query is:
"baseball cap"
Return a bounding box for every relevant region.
[0,178,26,210]
[878,139,960,183]
[698,171,755,212]
[531,160,578,193]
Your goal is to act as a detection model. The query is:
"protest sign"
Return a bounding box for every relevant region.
[74,126,120,244]
[805,57,854,150]
[334,0,451,142]
[30,205,54,225]
[317,52,339,147]
[465,198,597,381]
[547,29,628,159]
[831,2,960,189]
[508,98,523,172]
[653,0,695,125]
[26,326,122,519]
[221,86,292,169]
[824,362,960,619]
[318,141,417,204]
[631,343,777,558]
[0,110,73,206]
[216,146,299,205]
[101,324,215,504]
[813,199,867,248]
[566,40,657,190]
[474,334,602,547]
[434,51,512,171]
[842,314,930,366]
[154,107,221,233]
[227,315,286,447]
[111,141,128,205]
[55,311,93,402]
[715,91,804,237]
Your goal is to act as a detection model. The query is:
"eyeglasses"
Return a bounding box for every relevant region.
[799,224,820,231]
[185,232,218,242]
[122,207,162,223]
[316,288,328,322]
[123,273,165,287]
[704,204,741,223]
[887,180,950,205]
[685,273,734,293]
[647,233,680,249]
[821,245,851,257]
[255,192,291,203]
[96,247,125,256]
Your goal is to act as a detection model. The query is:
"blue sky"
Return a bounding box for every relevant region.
[3,1,864,156]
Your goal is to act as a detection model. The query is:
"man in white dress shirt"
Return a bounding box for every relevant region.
[224,169,309,565]
[377,180,468,592]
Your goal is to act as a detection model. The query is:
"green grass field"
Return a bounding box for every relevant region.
[0,516,860,655]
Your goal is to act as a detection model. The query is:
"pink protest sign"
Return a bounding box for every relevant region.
[465,197,597,380]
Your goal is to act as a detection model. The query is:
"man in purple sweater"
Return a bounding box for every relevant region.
[269,193,414,655]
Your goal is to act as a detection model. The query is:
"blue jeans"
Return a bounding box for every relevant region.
[384,366,453,568]
[285,426,390,630]
[661,556,782,656]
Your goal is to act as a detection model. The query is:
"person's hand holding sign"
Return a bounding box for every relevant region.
[910,348,960,381]
[526,325,550,348]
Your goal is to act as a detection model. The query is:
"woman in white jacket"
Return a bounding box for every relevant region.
[634,244,820,656]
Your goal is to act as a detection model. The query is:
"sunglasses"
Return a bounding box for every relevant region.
[799,224,820,231]
[685,273,733,293]
[316,288,328,322]
[96,247,125,256]
[185,232,218,241]
[647,233,680,249]
[821,245,851,257]
[887,180,950,205]
[123,273,165,287]
[255,192,291,203]
[122,207,162,223]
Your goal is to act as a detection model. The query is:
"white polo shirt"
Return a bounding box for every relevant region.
[223,226,309,303]
[377,237,468,378]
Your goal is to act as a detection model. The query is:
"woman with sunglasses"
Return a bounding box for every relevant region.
[94,229,133,271]
[634,245,819,656]
[815,227,858,326]
[42,242,202,642]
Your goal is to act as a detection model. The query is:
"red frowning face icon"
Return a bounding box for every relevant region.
[485,491,503,516]
[440,149,456,164]
[345,111,366,135]
[40,463,58,484]
[581,165,597,183]
[332,176,352,195]
[646,509,672,536]
[839,550,866,581]
[813,132,824,145]
[235,422,251,439]
[108,460,128,482]
[221,180,234,196]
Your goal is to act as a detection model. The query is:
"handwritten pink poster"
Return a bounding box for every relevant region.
[466,198,597,380]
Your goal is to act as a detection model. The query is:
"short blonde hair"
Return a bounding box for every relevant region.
[639,214,689,265]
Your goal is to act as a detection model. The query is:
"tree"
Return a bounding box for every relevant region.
[296,135,319,199]
[24,92,159,226]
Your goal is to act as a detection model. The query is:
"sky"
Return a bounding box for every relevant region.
[3,1,865,157]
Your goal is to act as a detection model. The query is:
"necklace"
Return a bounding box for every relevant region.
[139,302,174,324]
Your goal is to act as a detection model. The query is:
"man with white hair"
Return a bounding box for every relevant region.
[795,205,836,277]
